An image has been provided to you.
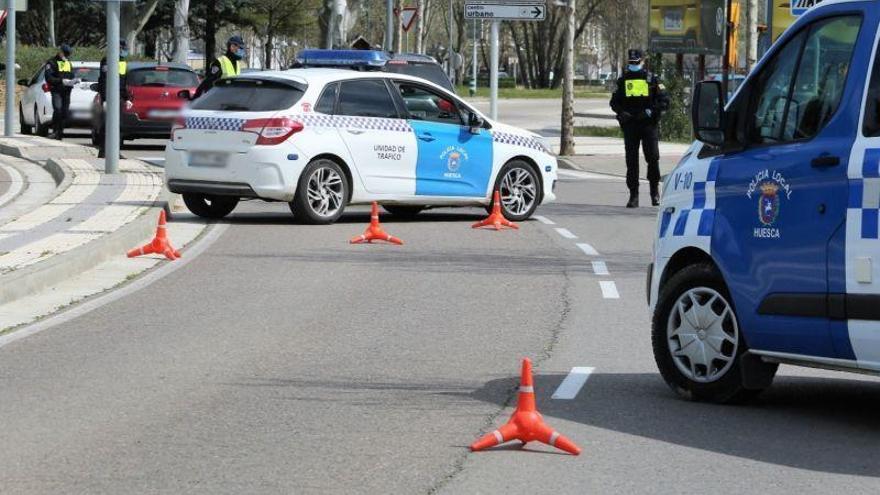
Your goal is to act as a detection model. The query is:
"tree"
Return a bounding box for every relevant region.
[242,0,317,69]
[172,0,190,63]
[121,0,162,51]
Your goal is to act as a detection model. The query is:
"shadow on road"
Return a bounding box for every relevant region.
[466,372,880,476]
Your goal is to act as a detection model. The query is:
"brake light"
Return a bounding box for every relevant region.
[171,116,186,139]
[42,83,50,93]
[242,118,304,145]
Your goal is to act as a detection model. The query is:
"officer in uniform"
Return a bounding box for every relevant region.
[44,44,79,140]
[193,35,246,99]
[610,49,669,208]
[96,40,131,158]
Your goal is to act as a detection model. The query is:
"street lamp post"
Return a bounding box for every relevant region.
[4,1,15,137]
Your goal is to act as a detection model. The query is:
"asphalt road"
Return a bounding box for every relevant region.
[1,169,879,493]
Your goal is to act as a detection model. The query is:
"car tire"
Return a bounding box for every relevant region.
[290,159,349,225]
[19,105,32,135]
[34,107,49,137]
[182,194,239,219]
[652,262,775,404]
[491,160,541,222]
[382,205,425,219]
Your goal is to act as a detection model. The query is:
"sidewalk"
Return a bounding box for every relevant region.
[554,136,690,178]
[0,135,207,333]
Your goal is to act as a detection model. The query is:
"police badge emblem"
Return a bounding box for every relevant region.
[758,181,780,226]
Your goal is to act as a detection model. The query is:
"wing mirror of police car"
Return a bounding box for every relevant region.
[177,89,192,100]
[17,79,28,87]
[468,113,484,134]
[692,80,725,147]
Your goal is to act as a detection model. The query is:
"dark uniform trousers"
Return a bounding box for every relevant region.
[622,120,660,192]
[52,90,71,138]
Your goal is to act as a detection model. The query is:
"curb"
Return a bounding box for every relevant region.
[0,138,97,162]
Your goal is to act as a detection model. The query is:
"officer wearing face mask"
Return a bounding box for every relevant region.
[193,35,246,99]
[44,44,79,140]
[610,49,669,208]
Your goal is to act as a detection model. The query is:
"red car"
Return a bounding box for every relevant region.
[92,62,199,145]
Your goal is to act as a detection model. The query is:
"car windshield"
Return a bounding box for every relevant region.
[74,67,99,82]
[127,68,199,87]
[191,79,305,112]
[383,62,455,92]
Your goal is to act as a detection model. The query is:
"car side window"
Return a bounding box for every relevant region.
[337,79,399,119]
[747,30,806,145]
[396,83,463,125]
[863,32,880,137]
[315,83,338,114]
[782,16,860,141]
[31,68,44,86]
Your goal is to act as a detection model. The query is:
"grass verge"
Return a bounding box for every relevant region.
[457,86,610,99]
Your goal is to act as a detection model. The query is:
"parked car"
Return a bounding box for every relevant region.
[18,62,100,136]
[91,62,199,145]
[295,49,456,93]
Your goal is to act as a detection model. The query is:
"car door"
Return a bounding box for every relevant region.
[21,68,43,125]
[335,78,418,195]
[392,81,493,197]
[711,14,863,359]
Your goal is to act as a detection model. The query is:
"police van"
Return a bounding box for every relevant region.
[650,0,880,402]
[164,51,556,223]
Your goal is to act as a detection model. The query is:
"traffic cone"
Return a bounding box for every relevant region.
[472,190,518,230]
[470,358,581,455]
[127,210,181,261]
[350,202,403,245]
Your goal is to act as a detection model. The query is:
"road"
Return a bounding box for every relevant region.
[1,169,879,493]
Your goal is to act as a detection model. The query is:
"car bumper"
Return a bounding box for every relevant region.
[121,112,174,138]
[164,144,306,202]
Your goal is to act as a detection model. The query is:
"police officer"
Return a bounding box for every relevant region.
[96,40,130,158]
[44,44,79,140]
[193,35,246,99]
[610,49,669,208]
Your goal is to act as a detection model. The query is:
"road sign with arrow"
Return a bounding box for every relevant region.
[464,0,545,22]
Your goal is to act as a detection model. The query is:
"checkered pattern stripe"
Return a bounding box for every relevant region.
[296,114,412,133]
[491,131,544,152]
[849,148,880,239]
[660,160,718,238]
[185,117,247,131]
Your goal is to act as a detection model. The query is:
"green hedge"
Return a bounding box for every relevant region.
[2,45,107,82]
[464,76,517,88]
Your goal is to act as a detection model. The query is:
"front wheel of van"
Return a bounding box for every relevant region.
[290,159,349,225]
[652,262,775,403]
[183,194,239,219]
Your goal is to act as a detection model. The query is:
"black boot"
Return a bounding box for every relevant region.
[626,189,639,208]
[650,183,660,206]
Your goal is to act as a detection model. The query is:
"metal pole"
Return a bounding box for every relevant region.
[448,0,454,80]
[105,0,120,174]
[489,20,498,120]
[48,0,55,47]
[326,10,335,49]
[385,0,394,50]
[4,1,15,137]
[470,20,477,96]
[722,0,732,98]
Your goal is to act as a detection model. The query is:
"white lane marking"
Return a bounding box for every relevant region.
[576,242,599,256]
[557,169,626,181]
[592,261,609,276]
[533,215,555,225]
[0,223,228,350]
[551,367,595,399]
[0,163,24,208]
[599,281,620,299]
[555,228,577,239]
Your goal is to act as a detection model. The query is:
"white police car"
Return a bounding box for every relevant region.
[164,52,556,223]
[650,0,880,402]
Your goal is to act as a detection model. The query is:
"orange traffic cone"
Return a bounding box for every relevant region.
[472,190,518,230]
[350,202,403,245]
[470,358,581,455]
[127,210,181,261]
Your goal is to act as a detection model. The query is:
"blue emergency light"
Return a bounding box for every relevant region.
[295,50,389,69]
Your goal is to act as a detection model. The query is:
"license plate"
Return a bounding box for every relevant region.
[72,111,90,120]
[148,109,179,119]
[189,151,229,168]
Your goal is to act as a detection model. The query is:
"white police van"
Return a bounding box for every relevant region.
[164,51,556,223]
[650,0,880,402]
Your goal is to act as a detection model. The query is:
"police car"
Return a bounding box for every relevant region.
[650,0,880,402]
[164,53,556,223]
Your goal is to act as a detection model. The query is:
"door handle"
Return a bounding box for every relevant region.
[417,133,435,142]
[346,129,365,135]
[811,155,840,168]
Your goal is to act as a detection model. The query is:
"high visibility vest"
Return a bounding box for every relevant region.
[624,78,650,98]
[119,61,127,75]
[56,60,72,73]
[218,56,241,79]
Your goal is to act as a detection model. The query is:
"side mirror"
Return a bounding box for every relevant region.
[17,79,28,87]
[89,83,99,92]
[468,112,484,135]
[692,81,725,146]
[177,89,192,100]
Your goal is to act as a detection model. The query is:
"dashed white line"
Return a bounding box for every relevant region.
[551,367,595,399]
[576,242,599,256]
[554,228,577,239]
[591,261,609,276]
[533,215,555,225]
[599,281,620,299]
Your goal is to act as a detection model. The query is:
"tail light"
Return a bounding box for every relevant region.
[41,83,50,93]
[242,117,304,145]
[171,116,186,139]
